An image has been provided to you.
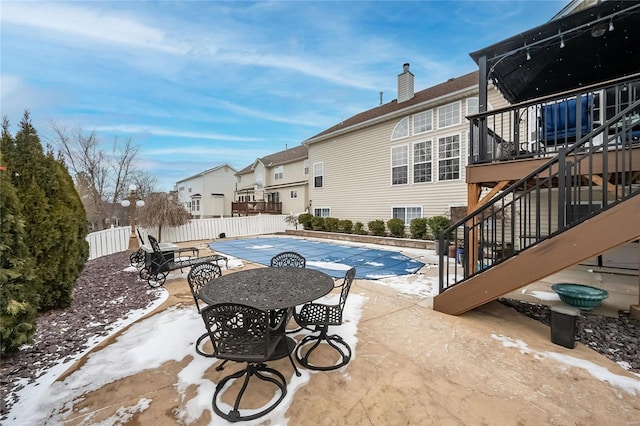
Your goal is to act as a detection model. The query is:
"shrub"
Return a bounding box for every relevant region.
[427,215,452,240]
[324,217,339,232]
[367,219,386,236]
[338,219,353,234]
[387,218,405,237]
[410,217,429,239]
[297,213,313,230]
[354,221,366,235]
[311,216,325,231]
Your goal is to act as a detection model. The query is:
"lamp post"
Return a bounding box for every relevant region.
[121,184,145,251]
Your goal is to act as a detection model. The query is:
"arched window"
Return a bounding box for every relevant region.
[391,117,410,139]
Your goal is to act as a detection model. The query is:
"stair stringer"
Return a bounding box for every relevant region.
[433,195,640,315]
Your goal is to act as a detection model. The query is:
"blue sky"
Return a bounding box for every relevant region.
[1,0,565,191]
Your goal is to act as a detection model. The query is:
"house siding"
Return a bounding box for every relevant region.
[176,165,238,218]
[235,147,310,216]
[307,90,493,226]
[265,158,309,214]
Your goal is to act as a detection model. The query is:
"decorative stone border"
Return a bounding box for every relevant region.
[280,229,436,250]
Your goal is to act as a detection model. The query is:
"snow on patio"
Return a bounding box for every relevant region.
[6,239,638,424]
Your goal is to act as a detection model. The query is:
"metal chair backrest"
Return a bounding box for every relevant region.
[147,235,162,254]
[187,262,222,313]
[137,228,146,245]
[270,251,306,268]
[200,303,275,361]
[337,267,357,313]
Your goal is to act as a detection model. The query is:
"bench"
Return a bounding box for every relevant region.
[140,235,228,288]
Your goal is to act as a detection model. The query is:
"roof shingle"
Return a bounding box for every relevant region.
[306,71,479,142]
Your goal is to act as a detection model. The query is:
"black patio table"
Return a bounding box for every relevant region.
[199,267,334,310]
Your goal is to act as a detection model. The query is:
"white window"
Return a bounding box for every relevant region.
[191,198,201,212]
[303,159,309,175]
[391,145,408,185]
[313,162,324,188]
[238,176,242,183]
[467,97,479,116]
[413,110,433,134]
[391,117,410,139]
[188,187,192,193]
[179,186,185,191]
[290,190,297,198]
[314,208,330,217]
[392,207,422,224]
[438,101,461,128]
[274,165,283,180]
[438,134,461,181]
[413,141,432,183]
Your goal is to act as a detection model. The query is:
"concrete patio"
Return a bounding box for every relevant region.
[30,239,640,425]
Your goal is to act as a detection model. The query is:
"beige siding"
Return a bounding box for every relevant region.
[201,166,237,217]
[176,165,237,218]
[261,158,310,214]
[283,158,308,183]
[280,183,308,215]
[254,163,266,200]
[308,91,483,226]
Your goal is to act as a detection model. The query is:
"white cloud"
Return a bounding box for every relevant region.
[91,125,262,143]
[1,2,187,54]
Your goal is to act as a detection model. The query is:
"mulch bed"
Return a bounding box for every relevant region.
[499,298,640,373]
[0,252,163,421]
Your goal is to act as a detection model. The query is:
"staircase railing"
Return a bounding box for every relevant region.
[439,93,640,293]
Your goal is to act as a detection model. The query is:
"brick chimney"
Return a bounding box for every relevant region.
[397,63,414,103]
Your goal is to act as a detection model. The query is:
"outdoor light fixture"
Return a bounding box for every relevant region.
[560,36,565,48]
[526,49,531,61]
[608,19,614,32]
[121,184,145,250]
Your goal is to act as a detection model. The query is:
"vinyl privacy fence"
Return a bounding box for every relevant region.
[86,215,290,260]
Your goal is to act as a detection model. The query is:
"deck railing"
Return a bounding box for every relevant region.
[231,201,282,216]
[469,74,640,164]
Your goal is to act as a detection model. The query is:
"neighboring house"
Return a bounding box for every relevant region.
[175,164,238,218]
[303,64,506,226]
[233,145,309,216]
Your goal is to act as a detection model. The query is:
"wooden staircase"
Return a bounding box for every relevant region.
[433,194,640,315]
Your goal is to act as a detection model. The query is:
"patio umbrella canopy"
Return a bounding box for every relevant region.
[470,1,640,103]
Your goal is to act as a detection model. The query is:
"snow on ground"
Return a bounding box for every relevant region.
[491,334,640,395]
[6,294,365,426]
[5,289,169,425]
[7,235,638,424]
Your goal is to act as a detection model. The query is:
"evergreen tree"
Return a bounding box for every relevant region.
[0,147,38,355]
[10,111,88,311]
[43,148,89,307]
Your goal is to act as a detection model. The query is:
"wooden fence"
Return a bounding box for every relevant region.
[86,214,290,260]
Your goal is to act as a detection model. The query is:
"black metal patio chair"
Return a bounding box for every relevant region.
[139,235,226,287]
[201,303,300,423]
[270,251,306,268]
[269,251,306,326]
[187,262,223,359]
[294,267,356,371]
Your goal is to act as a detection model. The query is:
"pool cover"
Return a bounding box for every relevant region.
[209,237,425,280]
